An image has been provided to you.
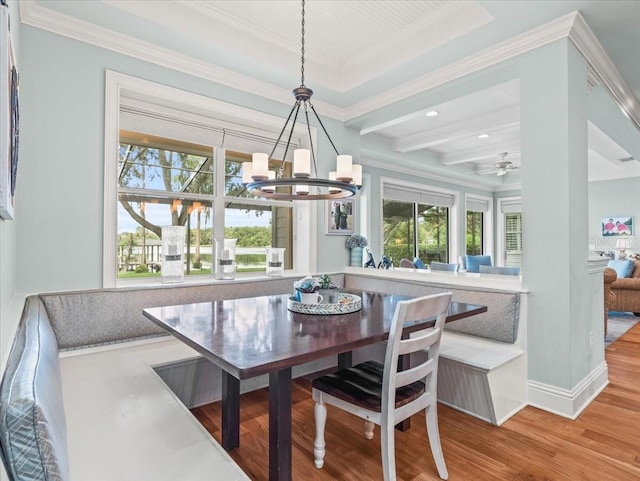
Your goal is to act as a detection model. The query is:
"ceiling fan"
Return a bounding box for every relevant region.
[494,152,519,176]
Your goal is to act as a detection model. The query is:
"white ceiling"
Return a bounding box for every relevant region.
[21,0,640,188]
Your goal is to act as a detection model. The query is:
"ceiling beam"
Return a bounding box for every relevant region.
[440,142,521,166]
[393,107,519,153]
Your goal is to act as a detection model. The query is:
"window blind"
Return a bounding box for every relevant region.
[500,199,521,213]
[119,102,299,157]
[466,197,489,213]
[383,185,454,208]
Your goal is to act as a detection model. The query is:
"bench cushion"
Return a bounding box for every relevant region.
[0,296,70,481]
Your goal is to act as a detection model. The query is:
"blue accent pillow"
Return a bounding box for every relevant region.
[465,255,492,273]
[608,259,635,278]
[413,257,427,269]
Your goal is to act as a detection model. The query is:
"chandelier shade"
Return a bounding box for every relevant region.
[242,0,362,201]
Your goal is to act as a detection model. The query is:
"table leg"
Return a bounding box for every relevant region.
[221,372,240,450]
[269,368,292,481]
[338,351,352,370]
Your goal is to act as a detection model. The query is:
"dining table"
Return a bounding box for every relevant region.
[143,288,487,481]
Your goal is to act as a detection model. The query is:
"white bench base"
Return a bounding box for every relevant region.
[59,337,250,481]
[437,332,526,425]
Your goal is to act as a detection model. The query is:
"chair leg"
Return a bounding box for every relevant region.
[314,400,327,469]
[364,420,375,439]
[425,404,448,480]
[380,422,397,481]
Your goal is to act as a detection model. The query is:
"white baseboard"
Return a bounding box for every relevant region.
[526,361,609,419]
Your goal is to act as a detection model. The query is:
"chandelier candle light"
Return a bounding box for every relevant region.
[242,0,362,200]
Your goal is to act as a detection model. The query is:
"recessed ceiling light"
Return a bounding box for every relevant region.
[425,110,439,117]
[478,133,491,139]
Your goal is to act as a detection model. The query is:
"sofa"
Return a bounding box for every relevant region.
[604,259,640,316]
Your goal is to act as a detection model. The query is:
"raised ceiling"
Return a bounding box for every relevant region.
[21,0,640,188]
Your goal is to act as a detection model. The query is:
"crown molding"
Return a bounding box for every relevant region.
[18,0,345,121]
[568,12,640,132]
[20,2,640,133]
[344,12,578,120]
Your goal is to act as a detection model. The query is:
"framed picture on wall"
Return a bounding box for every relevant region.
[0,2,19,220]
[327,199,355,235]
[602,216,633,236]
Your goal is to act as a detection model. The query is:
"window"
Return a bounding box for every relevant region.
[117,135,294,280]
[382,182,455,265]
[118,134,214,278]
[105,72,313,285]
[466,211,483,255]
[505,212,523,267]
[465,196,489,256]
[498,198,522,268]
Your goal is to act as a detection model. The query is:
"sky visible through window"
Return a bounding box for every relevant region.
[118,203,271,234]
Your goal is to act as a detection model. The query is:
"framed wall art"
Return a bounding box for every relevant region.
[602,216,632,236]
[327,198,355,235]
[0,2,19,220]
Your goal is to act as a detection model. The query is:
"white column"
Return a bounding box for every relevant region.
[520,39,604,416]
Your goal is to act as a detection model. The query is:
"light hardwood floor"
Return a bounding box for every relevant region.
[192,323,640,480]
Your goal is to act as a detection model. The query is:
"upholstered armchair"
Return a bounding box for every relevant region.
[604,260,640,335]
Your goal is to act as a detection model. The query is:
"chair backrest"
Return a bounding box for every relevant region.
[412,257,427,269]
[464,255,492,273]
[479,265,521,276]
[430,261,458,272]
[399,258,414,269]
[381,292,452,416]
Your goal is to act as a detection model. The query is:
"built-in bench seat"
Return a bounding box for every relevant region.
[0,269,528,479]
[438,332,526,425]
[60,336,249,481]
[345,267,528,424]
[0,295,250,480]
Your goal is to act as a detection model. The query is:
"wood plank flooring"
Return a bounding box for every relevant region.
[192,323,640,480]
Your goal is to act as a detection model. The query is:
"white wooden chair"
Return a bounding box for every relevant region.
[311,292,453,480]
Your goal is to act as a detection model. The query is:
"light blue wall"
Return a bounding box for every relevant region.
[0,0,21,364]
[15,24,362,293]
[589,177,640,254]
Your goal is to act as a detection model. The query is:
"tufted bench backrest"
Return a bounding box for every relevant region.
[345,273,521,344]
[0,296,70,481]
[39,276,339,350]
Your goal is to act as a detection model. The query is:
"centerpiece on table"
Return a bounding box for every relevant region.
[293,275,322,304]
[345,235,368,267]
[318,274,339,304]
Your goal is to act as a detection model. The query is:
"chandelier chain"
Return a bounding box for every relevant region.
[300,0,305,87]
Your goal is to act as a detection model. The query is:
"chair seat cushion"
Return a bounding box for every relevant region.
[312,361,425,412]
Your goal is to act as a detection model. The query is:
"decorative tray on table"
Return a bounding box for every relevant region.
[287,293,362,315]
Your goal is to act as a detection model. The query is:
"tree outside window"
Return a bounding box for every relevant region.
[117,134,292,279]
[382,200,449,264]
[466,211,483,255]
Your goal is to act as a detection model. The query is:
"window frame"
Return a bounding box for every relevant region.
[496,196,521,267]
[464,193,493,258]
[104,71,315,287]
[380,177,459,265]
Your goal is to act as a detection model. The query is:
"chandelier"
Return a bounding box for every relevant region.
[242,0,362,200]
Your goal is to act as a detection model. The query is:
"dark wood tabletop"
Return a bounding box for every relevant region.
[143,289,486,379]
[143,288,487,481]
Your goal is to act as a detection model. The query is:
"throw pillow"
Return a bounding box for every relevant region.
[465,255,492,273]
[607,259,635,278]
[413,257,427,269]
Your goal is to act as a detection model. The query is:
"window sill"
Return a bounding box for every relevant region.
[114,271,305,289]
